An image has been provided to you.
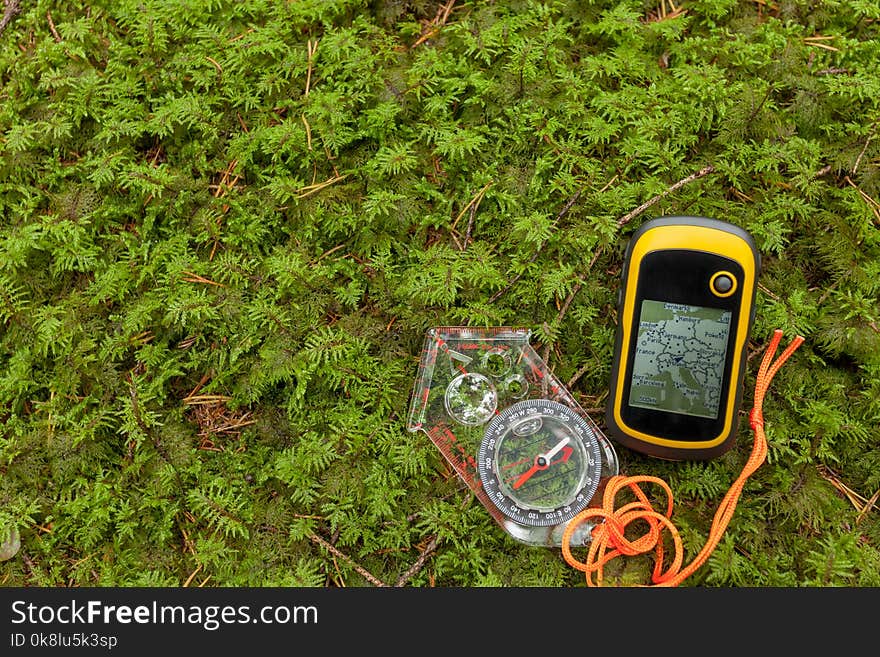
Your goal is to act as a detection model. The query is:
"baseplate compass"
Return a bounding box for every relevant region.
[406,327,618,547]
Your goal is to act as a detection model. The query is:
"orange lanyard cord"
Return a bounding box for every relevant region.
[562,329,805,587]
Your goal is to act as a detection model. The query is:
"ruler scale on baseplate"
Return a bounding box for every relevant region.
[424,421,510,527]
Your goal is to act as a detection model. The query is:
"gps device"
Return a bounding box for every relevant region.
[606,216,760,460]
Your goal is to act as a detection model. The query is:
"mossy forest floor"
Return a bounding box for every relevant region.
[1,1,879,587]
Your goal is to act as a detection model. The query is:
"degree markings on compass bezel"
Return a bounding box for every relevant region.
[478,399,603,527]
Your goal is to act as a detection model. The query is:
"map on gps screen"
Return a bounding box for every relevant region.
[629,300,732,419]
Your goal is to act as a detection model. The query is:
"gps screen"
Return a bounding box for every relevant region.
[628,300,732,419]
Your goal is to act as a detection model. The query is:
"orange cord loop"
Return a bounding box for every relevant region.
[563,329,805,587]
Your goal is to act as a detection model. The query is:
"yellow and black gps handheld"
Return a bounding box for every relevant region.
[606,216,760,460]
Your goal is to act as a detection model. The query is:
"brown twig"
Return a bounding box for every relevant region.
[757,282,781,301]
[309,533,389,587]
[182,564,203,587]
[451,180,492,231]
[463,203,478,250]
[305,38,318,96]
[617,165,716,227]
[180,270,227,287]
[411,1,457,48]
[205,55,222,76]
[309,242,346,265]
[0,0,22,39]
[301,113,312,150]
[648,0,687,22]
[295,173,348,199]
[46,10,61,42]
[567,360,594,389]
[818,466,879,523]
[184,373,211,400]
[208,160,241,260]
[436,0,456,24]
[803,34,839,52]
[395,536,439,587]
[182,392,254,450]
[844,175,880,224]
[857,489,880,525]
[852,119,878,177]
[451,181,492,250]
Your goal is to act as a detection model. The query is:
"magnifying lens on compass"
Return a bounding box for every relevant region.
[478,399,604,528]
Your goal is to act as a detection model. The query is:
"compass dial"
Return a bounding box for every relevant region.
[478,399,603,527]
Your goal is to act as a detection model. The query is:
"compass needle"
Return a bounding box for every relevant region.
[511,436,571,489]
[512,463,542,489]
[553,446,574,464]
[544,436,571,460]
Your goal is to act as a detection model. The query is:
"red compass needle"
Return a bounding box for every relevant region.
[512,463,543,489]
[512,438,572,489]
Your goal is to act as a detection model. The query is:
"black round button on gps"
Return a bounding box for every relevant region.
[710,271,736,297]
[713,275,732,293]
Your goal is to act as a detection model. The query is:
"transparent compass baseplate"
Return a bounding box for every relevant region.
[406,327,619,547]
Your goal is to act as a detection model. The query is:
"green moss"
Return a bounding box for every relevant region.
[0,0,877,587]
